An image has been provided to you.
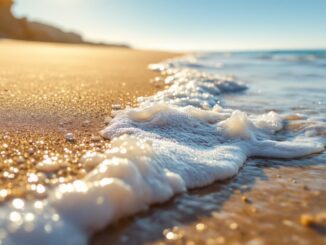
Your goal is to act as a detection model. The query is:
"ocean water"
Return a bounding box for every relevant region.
[1,50,325,244]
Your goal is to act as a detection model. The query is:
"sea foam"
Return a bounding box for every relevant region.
[1,56,325,245]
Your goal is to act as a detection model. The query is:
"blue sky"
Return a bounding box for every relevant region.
[14,0,326,51]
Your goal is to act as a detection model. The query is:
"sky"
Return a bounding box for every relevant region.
[13,0,326,51]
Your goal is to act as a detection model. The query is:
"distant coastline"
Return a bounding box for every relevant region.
[0,0,130,48]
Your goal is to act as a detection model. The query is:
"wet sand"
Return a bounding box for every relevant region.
[92,153,326,245]
[0,40,176,200]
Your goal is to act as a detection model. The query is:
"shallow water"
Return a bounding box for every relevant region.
[197,51,326,116]
[1,50,325,244]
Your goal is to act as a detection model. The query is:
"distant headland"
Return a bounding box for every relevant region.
[0,0,129,48]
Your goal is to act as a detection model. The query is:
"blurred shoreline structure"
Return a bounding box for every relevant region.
[0,0,129,47]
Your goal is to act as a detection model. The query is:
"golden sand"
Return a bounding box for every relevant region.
[0,40,177,201]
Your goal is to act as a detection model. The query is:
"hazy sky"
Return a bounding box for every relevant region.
[14,0,326,51]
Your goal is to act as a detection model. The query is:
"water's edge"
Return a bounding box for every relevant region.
[1,54,325,245]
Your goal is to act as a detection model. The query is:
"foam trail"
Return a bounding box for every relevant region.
[1,56,325,245]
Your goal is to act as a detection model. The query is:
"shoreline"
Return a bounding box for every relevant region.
[90,56,326,245]
[0,41,325,245]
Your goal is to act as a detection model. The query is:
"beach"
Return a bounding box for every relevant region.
[0,41,325,245]
[1,0,325,244]
[0,40,177,199]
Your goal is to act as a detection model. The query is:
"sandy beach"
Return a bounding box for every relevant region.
[1,1,325,244]
[0,40,325,245]
[0,40,177,199]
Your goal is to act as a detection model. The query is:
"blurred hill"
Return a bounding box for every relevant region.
[0,0,129,47]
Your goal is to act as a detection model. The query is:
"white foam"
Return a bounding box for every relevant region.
[1,56,325,245]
